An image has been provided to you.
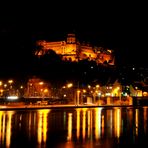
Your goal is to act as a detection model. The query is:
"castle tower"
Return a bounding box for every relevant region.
[65,34,77,55]
[66,33,76,44]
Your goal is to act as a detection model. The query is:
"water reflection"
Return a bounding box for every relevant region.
[0,111,15,148]
[82,108,87,140]
[76,109,80,139]
[67,113,72,141]
[94,108,102,140]
[106,109,113,137]
[135,109,139,136]
[87,110,91,139]
[6,111,15,147]
[37,109,50,147]
[0,107,148,147]
[144,107,147,134]
[114,108,121,139]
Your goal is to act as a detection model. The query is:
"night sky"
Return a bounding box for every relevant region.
[0,2,147,76]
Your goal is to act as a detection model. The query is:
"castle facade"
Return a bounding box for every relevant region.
[35,33,114,65]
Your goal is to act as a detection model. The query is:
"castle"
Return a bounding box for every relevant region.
[35,33,115,65]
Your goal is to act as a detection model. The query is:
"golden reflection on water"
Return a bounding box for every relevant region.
[2,112,6,145]
[87,110,91,138]
[0,111,15,148]
[67,113,72,141]
[82,108,87,140]
[135,109,139,136]
[94,108,102,140]
[114,108,121,139]
[143,107,147,134]
[76,109,80,139]
[28,112,32,139]
[0,111,3,144]
[6,111,15,148]
[101,115,104,137]
[75,107,122,141]
[0,106,146,147]
[37,109,50,146]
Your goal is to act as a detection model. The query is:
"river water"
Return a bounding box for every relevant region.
[0,106,148,147]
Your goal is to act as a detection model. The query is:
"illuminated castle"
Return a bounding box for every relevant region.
[35,33,115,65]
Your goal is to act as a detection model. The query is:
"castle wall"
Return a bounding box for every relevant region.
[41,41,63,54]
[65,44,77,54]
[36,33,114,65]
[81,45,97,59]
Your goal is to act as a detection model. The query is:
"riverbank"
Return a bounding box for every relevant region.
[0,104,140,110]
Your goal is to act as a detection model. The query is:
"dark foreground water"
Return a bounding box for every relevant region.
[0,106,148,148]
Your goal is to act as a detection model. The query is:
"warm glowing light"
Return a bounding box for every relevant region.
[101,115,104,137]
[28,113,31,139]
[43,89,48,93]
[6,111,15,148]
[136,109,138,136]
[106,93,111,96]
[67,83,73,88]
[0,111,3,141]
[0,81,2,86]
[43,110,49,142]
[114,108,121,138]
[96,85,100,88]
[116,109,120,138]
[8,80,13,84]
[112,86,121,96]
[37,109,50,145]
[83,89,86,93]
[7,96,18,100]
[88,85,91,89]
[76,109,81,139]
[0,89,3,93]
[95,108,102,140]
[87,110,91,138]
[76,90,81,105]
[67,113,72,141]
[36,34,114,65]
[2,113,6,144]
[143,92,148,96]
[39,82,44,85]
[4,84,7,88]
[82,109,86,140]
[77,90,80,93]
[38,111,42,144]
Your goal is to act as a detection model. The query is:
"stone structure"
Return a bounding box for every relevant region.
[35,33,114,65]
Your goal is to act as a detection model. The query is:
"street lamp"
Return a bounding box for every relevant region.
[8,80,13,91]
[77,90,80,105]
[67,83,73,88]
[0,81,2,86]
[39,82,44,85]
[8,80,13,84]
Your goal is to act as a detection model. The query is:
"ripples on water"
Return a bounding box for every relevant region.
[0,107,148,147]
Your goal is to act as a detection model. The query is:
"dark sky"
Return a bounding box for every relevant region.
[0,2,147,72]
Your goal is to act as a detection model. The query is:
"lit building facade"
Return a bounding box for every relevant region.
[24,78,51,98]
[35,33,114,65]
